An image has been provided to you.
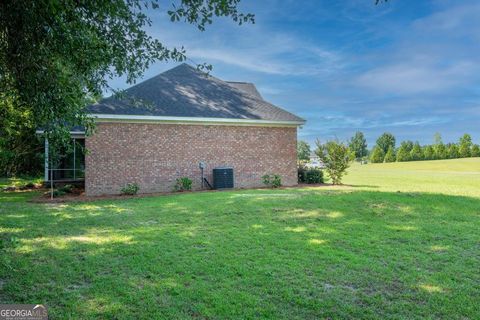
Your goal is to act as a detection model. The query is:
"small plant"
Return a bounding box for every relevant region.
[52,189,65,198]
[262,174,282,188]
[25,182,35,188]
[59,184,74,193]
[174,177,193,192]
[3,185,17,192]
[121,183,140,195]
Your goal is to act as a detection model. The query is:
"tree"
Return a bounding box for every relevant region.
[315,140,354,185]
[434,132,443,146]
[447,144,459,159]
[433,133,447,159]
[348,131,368,160]
[297,140,311,161]
[370,146,385,163]
[458,134,473,158]
[383,146,396,163]
[434,143,447,160]
[410,142,423,161]
[472,144,480,157]
[376,132,396,154]
[396,141,413,162]
[0,94,43,176]
[0,0,254,154]
[423,145,435,160]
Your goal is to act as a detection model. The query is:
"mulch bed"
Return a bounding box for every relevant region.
[26,183,333,204]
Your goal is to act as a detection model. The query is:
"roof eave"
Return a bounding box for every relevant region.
[88,113,306,127]
[35,130,86,136]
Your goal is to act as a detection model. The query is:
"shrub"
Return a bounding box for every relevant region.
[59,184,74,193]
[42,185,76,198]
[316,140,354,185]
[53,189,66,197]
[305,169,323,184]
[44,189,66,197]
[174,177,192,192]
[262,174,282,188]
[121,183,140,195]
[299,166,324,184]
[297,165,307,183]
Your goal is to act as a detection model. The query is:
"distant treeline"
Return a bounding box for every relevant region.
[367,133,479,163]
[297,132,479,164]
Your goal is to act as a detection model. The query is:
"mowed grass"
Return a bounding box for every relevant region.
[1,159,479,319]
[344,157,480,197]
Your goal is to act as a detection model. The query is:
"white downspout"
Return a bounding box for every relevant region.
[44,138,49,182]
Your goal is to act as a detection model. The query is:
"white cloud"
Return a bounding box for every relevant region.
[412,2,480,34]
[354,61,477,94]
[349,1,480,95]
[187,37,345,76]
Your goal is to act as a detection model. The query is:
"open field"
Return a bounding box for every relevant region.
[343,157,480,197]
[1,158,479,319]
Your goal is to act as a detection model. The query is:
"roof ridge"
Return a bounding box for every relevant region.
[88,63,305,124]
[226,81,253,84]
[123,63,203,92]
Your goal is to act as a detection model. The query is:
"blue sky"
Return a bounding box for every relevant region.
[109,0,480,147]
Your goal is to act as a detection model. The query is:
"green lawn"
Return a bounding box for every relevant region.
[1,159,479,319]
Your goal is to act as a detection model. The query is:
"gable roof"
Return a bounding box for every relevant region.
[87,64,304,125]
[226,81,263,99]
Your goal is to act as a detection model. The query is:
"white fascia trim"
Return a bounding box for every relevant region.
[89,113,306,127]
[35,130,86,135]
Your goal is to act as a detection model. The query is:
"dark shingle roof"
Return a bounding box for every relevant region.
[226,81,263,99]
[87,63,304,123]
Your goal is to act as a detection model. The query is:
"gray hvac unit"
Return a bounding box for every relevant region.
[213,167,234,189]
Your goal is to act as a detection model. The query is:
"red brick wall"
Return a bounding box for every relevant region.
[85,122,298,195]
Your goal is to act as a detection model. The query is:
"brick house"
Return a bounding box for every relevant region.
[43,64,305,196]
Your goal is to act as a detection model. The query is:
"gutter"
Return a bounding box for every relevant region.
[88,113,306,127]
[35,130,86,136]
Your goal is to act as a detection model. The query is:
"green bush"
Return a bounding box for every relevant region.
[305,169,323,184]
[174,177,192,192]
[121,183,140,195]
[297,165,306,183]
[59,184,74,193]
[44,189,66,197]
[53,190,66,197]
[316,140,354,185]
[298,166,323,184]
[262,174,282,188]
